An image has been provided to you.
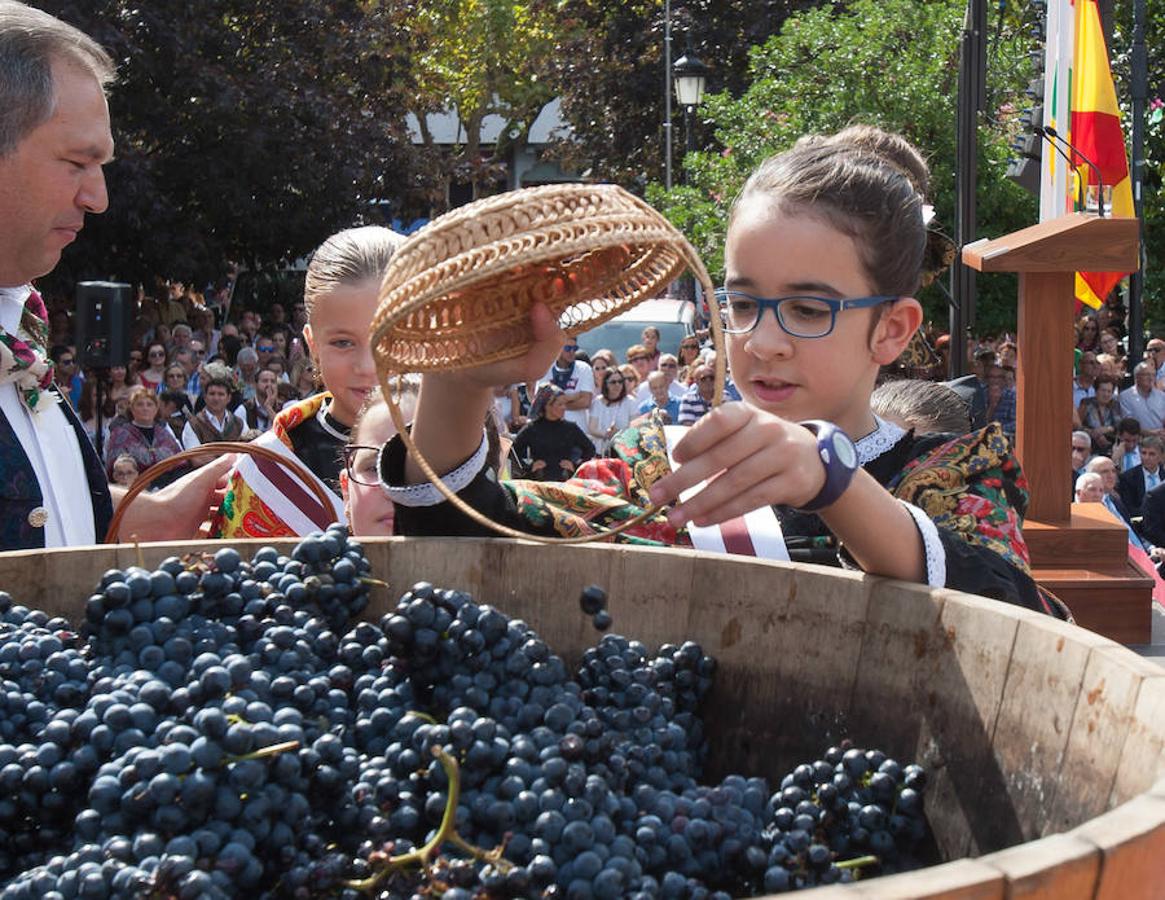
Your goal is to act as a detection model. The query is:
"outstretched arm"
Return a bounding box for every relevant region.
[404,304,566,484]
[111,453,235,541]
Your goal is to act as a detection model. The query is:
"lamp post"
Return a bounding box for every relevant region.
[664,0,673,191]
[673,48,708,165]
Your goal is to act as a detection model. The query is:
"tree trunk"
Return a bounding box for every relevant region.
[464,109,484,200]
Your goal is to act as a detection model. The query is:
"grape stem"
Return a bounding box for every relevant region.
[227,740,300,763]
[346,745,511,893]
[835,855,879,872]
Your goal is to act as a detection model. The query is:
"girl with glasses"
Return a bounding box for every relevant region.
[587,367,637,455]
[381,125,1063,617]
[341,385,414,537]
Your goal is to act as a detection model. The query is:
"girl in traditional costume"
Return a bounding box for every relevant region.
[380,125,1066,617]
[212,226,403,538]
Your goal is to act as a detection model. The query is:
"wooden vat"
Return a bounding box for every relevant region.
[3,537,1164,898]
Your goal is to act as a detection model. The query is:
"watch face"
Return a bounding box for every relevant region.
[832,432,858,469]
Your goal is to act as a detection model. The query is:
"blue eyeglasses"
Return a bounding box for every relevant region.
[714,289,898,338]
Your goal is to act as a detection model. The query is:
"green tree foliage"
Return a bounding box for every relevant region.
[403,0,564,204]
[647,0,1042,336]
[548,0,816,188]
[40,0,415,287]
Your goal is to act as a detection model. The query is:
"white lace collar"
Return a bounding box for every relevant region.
[854,415,906,466]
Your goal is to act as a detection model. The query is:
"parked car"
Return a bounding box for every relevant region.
[574,298,696,360]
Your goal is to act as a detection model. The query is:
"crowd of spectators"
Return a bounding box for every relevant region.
[40,274,320,490]
[1064,301,1165,569]
[492,324,754,480]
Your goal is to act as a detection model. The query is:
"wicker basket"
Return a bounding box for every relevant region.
[371,183,718,375]
[368,184,724,544]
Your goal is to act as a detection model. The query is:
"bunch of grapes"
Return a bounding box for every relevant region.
[0,530,930,898]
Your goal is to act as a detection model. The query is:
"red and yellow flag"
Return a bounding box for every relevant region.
[1070,0,1135,308]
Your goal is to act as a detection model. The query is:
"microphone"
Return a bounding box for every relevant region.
[1041,125,1107,217]
[1030,126,1084,210]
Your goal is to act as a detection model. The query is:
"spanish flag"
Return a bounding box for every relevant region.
[1070,0,1135,308]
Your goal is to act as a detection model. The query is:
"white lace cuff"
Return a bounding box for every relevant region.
[900,501,947,588]
[379,431,489,508]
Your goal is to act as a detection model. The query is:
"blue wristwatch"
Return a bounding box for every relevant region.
[795,420,859,512]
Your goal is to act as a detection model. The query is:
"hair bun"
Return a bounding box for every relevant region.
[824,124,930,197]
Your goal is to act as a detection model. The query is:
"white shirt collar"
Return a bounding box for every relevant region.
[0,285,32,307]
[854,415,907,466]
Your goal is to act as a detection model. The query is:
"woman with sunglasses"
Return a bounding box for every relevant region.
[677,336,701,368]
[587,368,637,455]
[137,342,169,392]
[163,364,191,402]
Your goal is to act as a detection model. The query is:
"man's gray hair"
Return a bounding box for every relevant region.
[1142,435,1164,454]
[1134,361,1155,377]
[236,347,258,366]
[0,1,115,157]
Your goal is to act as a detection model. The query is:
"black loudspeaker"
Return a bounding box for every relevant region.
[75,281,133,368]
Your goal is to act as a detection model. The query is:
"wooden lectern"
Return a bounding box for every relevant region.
[963,213,1149,642]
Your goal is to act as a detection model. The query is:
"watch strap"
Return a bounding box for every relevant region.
[795,419,859,512]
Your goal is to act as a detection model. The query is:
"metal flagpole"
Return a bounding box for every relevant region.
[950,0,986,377]
[1127,0,1147,361]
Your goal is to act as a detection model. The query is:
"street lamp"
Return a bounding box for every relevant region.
[673,49,708,163]
[664,0,674,191]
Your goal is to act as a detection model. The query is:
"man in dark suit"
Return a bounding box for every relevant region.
[1141,479,1165,549]
[0,4,229,550]
[1117,435,1164,520]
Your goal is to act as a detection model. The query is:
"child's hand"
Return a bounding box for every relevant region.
[647,404,827,527]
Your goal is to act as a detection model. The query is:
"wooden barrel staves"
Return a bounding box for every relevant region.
[4,537,1164,896]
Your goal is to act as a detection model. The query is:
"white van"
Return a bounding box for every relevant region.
[575,298,697,359]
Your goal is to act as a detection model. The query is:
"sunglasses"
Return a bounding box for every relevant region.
[149,350,165,358]
[256,344,276,353]
[563,345,579,352]
[59,358,75,367]
[629,356,649,364]
[607,377,624,384]
[660,362,678,368]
